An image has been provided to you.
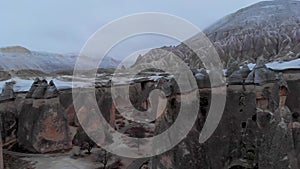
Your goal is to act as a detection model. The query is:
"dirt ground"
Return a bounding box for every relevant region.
[22,155,100,169]
[4,154,34,169]
[4,149,136,169]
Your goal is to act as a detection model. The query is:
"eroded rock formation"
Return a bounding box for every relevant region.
[0,82,15,102]
[17,80,72,153]
[147,68,299,169]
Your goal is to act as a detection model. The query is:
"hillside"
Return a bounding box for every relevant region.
[135,0,300,69]
[0,46,120,73]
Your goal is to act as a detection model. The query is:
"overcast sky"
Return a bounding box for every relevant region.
[0,0,263,58]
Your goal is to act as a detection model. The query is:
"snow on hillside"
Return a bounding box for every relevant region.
[245,59,300,71]
[0,77,95,93]
[0,47,121,73]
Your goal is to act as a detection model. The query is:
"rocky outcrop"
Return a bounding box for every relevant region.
[226,61,240,77]
[18,80,71,153]
[26,78,40,98]
[17,97,72,153]
[31,79,48,99]
[151,89,211,169]
[0,71,11,81]
[133,44,204,69]
[0,82,17,149]
[0,82,15,102]
[227,65,251,84]
[193,68,211,88]
[0,100,18,149]
[26,78,59,99]
[44,80,59,99]
[245,62,276,85]
[227,62,276,85]
[149,74,298,168]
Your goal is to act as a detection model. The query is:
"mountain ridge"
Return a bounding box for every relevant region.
[0,46,121,73]
[135,0,300,69]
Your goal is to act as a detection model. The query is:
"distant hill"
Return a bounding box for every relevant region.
[0,46,121,73]
[0,46,31,54]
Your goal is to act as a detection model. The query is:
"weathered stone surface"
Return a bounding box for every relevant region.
[285,80,300,114]
[17,98,72,153]
[245,62,276,85]
[194,68,210,88]
[0,71,11,81]
[1,69,300,168]
[72,126,96,154]
[59,89,74,109]
[163,79,175,97]
[204,90,257,169]
[31,79,48,99]
[0,101,17,148]
[0,82,15,102]
[26,78,41,98]
[150,76,298,169]
[69,88,115,150]
[278,73,289,91]
[255,107,293,169]
[228,65,251,84]
[27,78,60,99]
[150,88,212,169]
[133,44,204,69]
[226,61,240,77]
[44,80,59,99]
